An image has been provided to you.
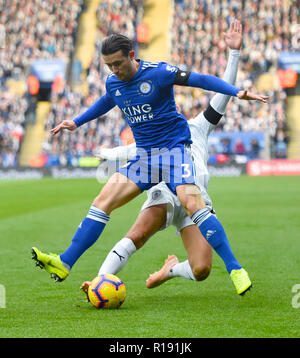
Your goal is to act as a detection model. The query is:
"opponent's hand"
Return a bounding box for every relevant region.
[50,119,77,135]
[223,19,242,50]
[94,146,108,160]
[94,153,104,160]
[237,90,269,103]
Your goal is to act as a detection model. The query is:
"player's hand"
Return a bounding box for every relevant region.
[94,153,104,160]
[94,146,107,160]
[237,90,269,103]
[50,119,77,135]
[80,281,92,302]
[223,19,242,50]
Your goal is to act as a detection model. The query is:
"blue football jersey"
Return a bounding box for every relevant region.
[105,60,192,150]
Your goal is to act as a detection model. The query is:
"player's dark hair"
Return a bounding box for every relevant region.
[101,34,133,57]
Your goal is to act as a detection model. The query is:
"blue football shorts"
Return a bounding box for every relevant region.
[117,144,195,194]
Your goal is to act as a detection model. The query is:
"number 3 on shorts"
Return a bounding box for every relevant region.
[182,163,191,178]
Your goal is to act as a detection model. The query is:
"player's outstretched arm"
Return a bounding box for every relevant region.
[95,142,137,161]
[207,19,242,119]
[51,93,116,135]
[175,19,268,104]
[222,20,269,103]
[187,71,268,103]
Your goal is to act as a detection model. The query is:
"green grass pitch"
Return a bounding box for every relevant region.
[0,175,300,338]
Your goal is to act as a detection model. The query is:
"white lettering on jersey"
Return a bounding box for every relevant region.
[121,104,153,123]
[166,65,177,72]
[141,61,159,70]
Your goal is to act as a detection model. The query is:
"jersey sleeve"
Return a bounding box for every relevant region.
[187,72,242,96]
[209,49,240,115]
[157,62,179,88]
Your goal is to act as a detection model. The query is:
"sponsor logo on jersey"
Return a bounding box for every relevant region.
[121,103,154,124]
[115,89,122,96]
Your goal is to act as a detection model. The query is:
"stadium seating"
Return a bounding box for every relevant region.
[138,0,173,62]
[171,0,295,161]
[0,0,298,167]
[0,0,84,167]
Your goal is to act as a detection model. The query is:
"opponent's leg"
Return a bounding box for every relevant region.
[177,224,212,281]
[98,204,167,275]
[176,184,252,294]
[146,225,212,288]
[32,173,141,281]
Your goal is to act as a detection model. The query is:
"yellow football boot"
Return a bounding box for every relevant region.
[31,247,70,282]
[230,268,252,295]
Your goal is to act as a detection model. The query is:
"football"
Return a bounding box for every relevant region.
[88,274,126,309]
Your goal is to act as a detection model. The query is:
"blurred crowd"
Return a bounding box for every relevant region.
[172,0,297,159]
[0,0,297,167]
[0,0,84,167]
[0,91,27,167]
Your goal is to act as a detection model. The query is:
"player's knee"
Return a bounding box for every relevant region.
[93,191,117,214]
[193,263,211,281]
[177,188,206,216]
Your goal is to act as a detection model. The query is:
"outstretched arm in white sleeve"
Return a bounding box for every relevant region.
[210,19,242,115]
[96,142,137,161]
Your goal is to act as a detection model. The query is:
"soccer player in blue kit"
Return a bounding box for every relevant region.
[32,31,268,288]
[80,20,254,296]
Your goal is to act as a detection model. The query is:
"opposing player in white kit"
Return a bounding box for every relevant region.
[81,20,252,296]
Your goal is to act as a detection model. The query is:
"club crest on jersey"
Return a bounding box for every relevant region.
[137,80,154,97]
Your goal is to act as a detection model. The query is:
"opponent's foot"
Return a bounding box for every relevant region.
[146,255,179,288]
[230,268,252,295]
[31,247,70,282]
[80,281,92,302]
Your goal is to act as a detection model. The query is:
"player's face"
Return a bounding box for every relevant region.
[103,50,136,81]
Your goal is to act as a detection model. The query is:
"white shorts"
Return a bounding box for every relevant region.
[140,181,213,235]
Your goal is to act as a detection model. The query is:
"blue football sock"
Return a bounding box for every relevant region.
[191,208,242,274]
[60,206,110,269]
